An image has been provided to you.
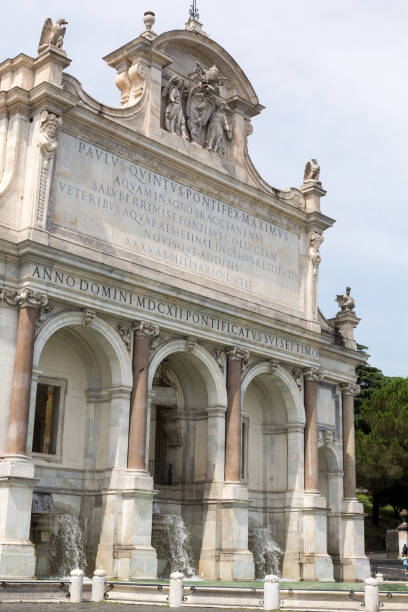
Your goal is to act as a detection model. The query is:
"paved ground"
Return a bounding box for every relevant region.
[0,606,213,611]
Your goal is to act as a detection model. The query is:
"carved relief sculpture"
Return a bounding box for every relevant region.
[205,101,232,155]
[163,60,233,156]
[37,111,62,224]
[164,77,189,139]
[308,231,324,273]
[303,158,321,184]
[336,286,355,312]
[38,18,68,54]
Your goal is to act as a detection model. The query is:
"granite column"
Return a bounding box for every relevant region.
[128,320,159,470]
[341,383,359,499]
[304,368,321,492]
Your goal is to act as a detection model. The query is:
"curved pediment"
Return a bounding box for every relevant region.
[153,29,261,112]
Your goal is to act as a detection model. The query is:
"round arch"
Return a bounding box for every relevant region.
[34,311,133,389]
[241,362,304,424]
[149,339,227,408]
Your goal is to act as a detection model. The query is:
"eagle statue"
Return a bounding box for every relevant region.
[303,158,321,183]
[38,18,68,54]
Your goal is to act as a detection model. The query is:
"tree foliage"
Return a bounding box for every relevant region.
[356,377,408,524]
[355,362,389,432]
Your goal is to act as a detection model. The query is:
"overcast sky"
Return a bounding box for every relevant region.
[2,1,407,376]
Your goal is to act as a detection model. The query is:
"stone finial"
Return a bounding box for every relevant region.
[141,11,158,40]
[38,18,68,54]
[329,287,360,351]
[303,159,321,185]
[399,509,408,526]
[336,286,355,313]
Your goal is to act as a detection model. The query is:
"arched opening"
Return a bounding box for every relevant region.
[148,340,226,578]
[242,365,304,578]
[29,313,132,578]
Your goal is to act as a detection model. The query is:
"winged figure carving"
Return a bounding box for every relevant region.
[188,62,226,95]
[303,158,321,183]
[336,287,355,312]
[38,18,68,54]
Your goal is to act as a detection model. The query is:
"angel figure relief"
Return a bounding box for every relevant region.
[186,62,232,153]
[163,76,189,140]
[38,18,68,54]
[205,100,232,155]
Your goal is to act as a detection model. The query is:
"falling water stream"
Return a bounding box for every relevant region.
[249,527,283,578]
[153,514,198,578]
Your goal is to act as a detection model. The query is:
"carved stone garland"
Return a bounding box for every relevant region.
[37,111,62,225]
[308,231,324,321]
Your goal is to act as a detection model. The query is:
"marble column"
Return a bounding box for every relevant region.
[225,346,248,482]
[304,368,322,492]
[341,383,359,499]
[128,320,159,470]
[0,288,47,579]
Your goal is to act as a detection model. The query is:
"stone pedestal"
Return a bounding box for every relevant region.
[340,498,370,581]
[219,482,254,580]
[96,469,158,579]
[302,492,334,581]
[0,457,36,578]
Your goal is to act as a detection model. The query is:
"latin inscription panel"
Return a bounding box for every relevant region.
[52,133,305,310]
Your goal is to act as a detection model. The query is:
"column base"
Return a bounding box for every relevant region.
[114,545,158,580]
[0,542,36,579]
[301,552,335,581]
[0,457,36,578]
[341,555,371,581]
[282,551,302,581]
[303,492,334,581]
[219,551,255,581]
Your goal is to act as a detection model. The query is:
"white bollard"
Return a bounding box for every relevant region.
[169,571,184,607]
[264,574,280,611]
[364,578,379,612]
[92,568,107,602]
[70,568,84,603]
[375,573,384,582]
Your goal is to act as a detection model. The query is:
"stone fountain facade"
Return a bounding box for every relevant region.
[0,11,370,582]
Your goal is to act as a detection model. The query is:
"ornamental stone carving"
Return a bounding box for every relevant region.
[336,286,355,313]
[164,77,189,139]
[268,360,280,375]
[0,287,48,309]
[36,304,55,328]
[211,348,225,372]
[341,383,360,397]
[117,323,131,351]
[303,159,321,184]
[185,337,197,352]
[308,231,324,272]
[292,369,303,390]
[318,428,335,446]
[82,308,96,327]
[163,420,183,447]
[163,60,233,156]
[38,18,68,54]
[133,320,160,337]
[226,346,250,365]
[304,367,324,382]
[37,111,62,224]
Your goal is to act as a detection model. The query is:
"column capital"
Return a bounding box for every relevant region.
[341,383,360,397]
[132,320,159,337]
[0,287,48,309]
[304,367,324,382]
[226,345,250,364]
